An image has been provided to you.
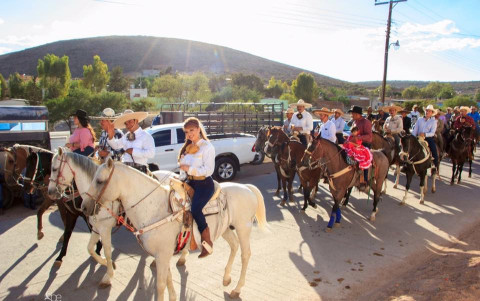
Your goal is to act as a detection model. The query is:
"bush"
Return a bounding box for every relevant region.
[443,95,477,109]
[131,97,155,112]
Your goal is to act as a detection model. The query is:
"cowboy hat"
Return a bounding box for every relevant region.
[435,109,446,115]
[286,108,294,114]
[348,105,363,115]
[113,109,149,129]
[90,108,121,120]
[289,99,312,109]
[459,106,472,113]
[412,105,418,109]
[70,109,89,120]
[382,105,403,113]
[312,107,334,117]
[333,108,344,116]
[398,109,410,114]
[423,104,437,115]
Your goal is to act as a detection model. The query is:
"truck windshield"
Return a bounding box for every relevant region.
[0,121,47,131]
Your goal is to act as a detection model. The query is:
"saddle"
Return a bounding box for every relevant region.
[168,178,228,253]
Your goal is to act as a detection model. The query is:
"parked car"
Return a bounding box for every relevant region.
[146,124,257,181]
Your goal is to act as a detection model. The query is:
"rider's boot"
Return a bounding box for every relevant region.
[199,227,213,258]
[358,169,368,192]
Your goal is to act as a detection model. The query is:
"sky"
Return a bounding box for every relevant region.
[1,0,479,82]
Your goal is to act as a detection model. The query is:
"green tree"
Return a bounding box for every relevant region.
[279,93,297,103]
[151,75,183,101]
[181,73,212,102]
[131,98,155,112]
[211,86,234,103]
[373,84,393,98]
[265,76,284,98]
[0,73,7,99]
[8,72,25,98]
[475,90,480,102]
[232,86,262,102]
[37,53,71,99]
[108,66,129,92]
[420,82,443,98]
[232,73,264,92]
[443,95,477,109]
[24,78,43,105]
[134,76,155,90]
[437,84,455,99]
[402,86,421,99]
[291,72,315,101]
[83,55,110,92]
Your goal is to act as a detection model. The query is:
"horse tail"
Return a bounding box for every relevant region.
[245,184,269,232]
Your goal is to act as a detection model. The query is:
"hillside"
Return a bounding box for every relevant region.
[356,80,480,94]
[0,35,345,85]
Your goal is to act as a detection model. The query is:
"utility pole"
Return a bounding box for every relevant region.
[375,0,406,104]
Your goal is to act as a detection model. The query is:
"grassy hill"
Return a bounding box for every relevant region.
[0,35,345,85]
[356,80,480,94]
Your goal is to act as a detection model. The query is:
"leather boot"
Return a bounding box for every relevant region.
[199,227,213,258]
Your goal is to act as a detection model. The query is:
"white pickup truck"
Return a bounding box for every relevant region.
[146,123,258,181]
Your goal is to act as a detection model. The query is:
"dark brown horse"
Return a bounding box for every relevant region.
[302,138,389,230]
[1,145,68,240]
[264,127,295,204]
[287,140,323,211]
[24,150,102,266]
[371,132,401,191]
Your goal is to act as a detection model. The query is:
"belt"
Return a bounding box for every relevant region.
[188,175,206,180]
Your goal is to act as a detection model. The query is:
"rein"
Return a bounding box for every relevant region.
[2,147,24,185]
[399,137,429,174]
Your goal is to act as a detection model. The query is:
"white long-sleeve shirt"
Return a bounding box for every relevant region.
[333,116,345,134]
[179,139,215,177]
[107,127,155,166]
[383,115,403,134]
[290,111,313,134]
[320,119,337,143]
[412,117,437,138]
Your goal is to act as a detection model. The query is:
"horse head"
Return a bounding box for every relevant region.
[48,147,74,199]
[264,127,287,157]
[81,157,117,216]
[254,126,269,154]
[1,147,23,186]
[302,138,321,168]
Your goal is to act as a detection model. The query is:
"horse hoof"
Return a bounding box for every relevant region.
[393,184,398,189]
[37,232,44,240]
[457,180,461,184]
[334,222,341,228]
[370,216,376,222]
[324,227,332,233]
[280,200,286,206]
[58,235,64,243]
[450,182,454,186]
[399,201,406,206]
[223,277,231,286]
[150,260,156,269]
[53,260,62,268]
[431,188,436,193]
[289,195,294,202]
[112,262,116,270]
[229,291,240,299]
[176,259,186,267]
[274,191,280,197]
[420,200,424,204]
[309,202,317,208]
[99,282,111,289]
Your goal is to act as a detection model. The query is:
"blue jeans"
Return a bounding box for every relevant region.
[73,146,94,157]
[425,137,439,166]
[188,177,215,233]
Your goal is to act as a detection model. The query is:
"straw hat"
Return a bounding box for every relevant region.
[113,109,149,129]
[435,109,445,115]
[398,109,410,114]
[459,106,472,113]
[423,105,437,115]
[333,108,344,116]
[312,107,334,117]
[90,108,121,120]
[382,105,403,113]
[286,108,294,114]
[289,99,312,109]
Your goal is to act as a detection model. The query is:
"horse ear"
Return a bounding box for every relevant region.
[107,157,114,169]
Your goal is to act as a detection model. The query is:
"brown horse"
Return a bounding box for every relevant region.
[255,126,284,197]
[372,119,384,135]
[302,138,389,229]
[264,127,295,204]
[287,140,323,211]
[1,145,67,241]
[371,132,401,191]
[447,128,472,185]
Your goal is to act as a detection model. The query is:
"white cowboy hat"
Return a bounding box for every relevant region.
[423,104,437,115]
[113,109,149,129]
[289,99,312,109]
[382,105,403,113]
[312,107,334,117]
[333,108,344,116]
[90,108,121,120]
[459,106,472,113]
[286,108,294,114]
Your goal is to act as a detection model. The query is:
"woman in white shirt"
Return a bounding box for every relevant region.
[178,117,216,258]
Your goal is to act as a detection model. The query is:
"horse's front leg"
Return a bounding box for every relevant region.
[288,172,295,202]
[301,184,309,211]
[36,196,55,240]
[155,255,175,301]
[458,163,464,184]
[401,171,413,205]
[176,247,189,267]
[280,176,287,206]
[98,225,115,288]
[393,163,400,189]
[451,162,456,185]
[419,172,427,204]
[431,166,437,193]
[326,202,341,231]
[370,190,380,222]
[274,164,281,197]
[468,159,472,178]
[87,229,106,266]
[54,213,78,267]
[343,187,353,207]
[221,228,239,287]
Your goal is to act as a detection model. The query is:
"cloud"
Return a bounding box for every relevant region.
[0,17,4,25]
[0,46,12,54]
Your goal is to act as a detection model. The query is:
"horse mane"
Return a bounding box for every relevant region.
[66,152,99,177]
[13,144,52,155]
[114,162,169,191]
[373,131,389,143]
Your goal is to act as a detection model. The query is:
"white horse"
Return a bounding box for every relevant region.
[47,148,178,287]
[81,158,267,301]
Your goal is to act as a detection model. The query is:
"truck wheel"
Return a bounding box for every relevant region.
[251,151,265,165]
[214,157,237,182]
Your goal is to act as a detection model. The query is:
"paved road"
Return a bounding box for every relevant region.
[1,155,480,301]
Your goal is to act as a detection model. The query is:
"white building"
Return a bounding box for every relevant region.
[129,88,148,100]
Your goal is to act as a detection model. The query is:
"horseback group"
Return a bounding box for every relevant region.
[256,99,478,231]
[1,107,267,300]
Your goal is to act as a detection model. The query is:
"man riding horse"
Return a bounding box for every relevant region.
[289,99,313,146]
[312,107,336,143]
[382,105,403,151]
[411,105,439,172]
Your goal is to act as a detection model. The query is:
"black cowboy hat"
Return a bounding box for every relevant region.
[348,105,363,115]
[70,109,89,120]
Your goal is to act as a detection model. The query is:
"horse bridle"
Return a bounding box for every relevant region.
[1,147,24,186]
[23,152,47,192]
